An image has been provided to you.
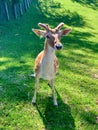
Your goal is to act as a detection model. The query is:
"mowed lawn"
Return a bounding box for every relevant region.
[0,0,98,129]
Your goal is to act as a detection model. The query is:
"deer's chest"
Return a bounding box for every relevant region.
[40,54,55,80]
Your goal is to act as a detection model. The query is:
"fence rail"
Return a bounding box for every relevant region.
[0,0,32,21]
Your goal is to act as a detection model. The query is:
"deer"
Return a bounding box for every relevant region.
[32,22,72,106]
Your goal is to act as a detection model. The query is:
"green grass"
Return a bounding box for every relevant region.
[0,0,98,129]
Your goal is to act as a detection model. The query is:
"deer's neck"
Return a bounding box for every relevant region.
[44,41,55,57]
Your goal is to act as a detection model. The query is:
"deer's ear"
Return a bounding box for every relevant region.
[32,29,46,37]
[60,28,72,36]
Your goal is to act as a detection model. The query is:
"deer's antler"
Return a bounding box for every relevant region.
[38,23,49,31]
[55,22,64,30]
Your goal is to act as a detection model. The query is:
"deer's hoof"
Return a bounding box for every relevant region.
[54,102,58,106]
[32,100,36,105]
[32,102,36,106]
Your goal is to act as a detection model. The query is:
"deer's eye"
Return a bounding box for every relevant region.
[46,35,50,39]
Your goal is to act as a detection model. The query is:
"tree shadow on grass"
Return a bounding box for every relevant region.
[62,30,98,53]
[48,10,86,27]
[80,110,98,125]
[0,65,35,102]
[71,0,98,10]
[32,0,98,53]
[35,0,86,27]
[35,90,75,130]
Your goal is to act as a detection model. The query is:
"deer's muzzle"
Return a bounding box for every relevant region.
[55,43,63,50]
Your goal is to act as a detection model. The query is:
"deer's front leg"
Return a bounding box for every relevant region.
[51,79,58,106]
[32,75,39,104]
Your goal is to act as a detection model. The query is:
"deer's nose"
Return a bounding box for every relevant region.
[55,44,63,50]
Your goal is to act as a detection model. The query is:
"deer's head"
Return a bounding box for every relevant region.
[32,23,72,50]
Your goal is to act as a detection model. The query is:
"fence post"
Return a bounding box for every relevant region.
[19,2,23,15]
[13,3,18,19]
[27,0,30,8]
[24,0,28,11]
[4,2,10,21]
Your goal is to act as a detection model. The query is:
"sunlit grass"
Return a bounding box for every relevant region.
[0,0,98,130]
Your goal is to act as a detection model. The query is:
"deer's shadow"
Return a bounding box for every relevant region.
[35,90,75,130]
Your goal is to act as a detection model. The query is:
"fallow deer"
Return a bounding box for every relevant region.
[32,22,72,106]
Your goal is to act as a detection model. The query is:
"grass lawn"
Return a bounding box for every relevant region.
[0,0,98,129]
